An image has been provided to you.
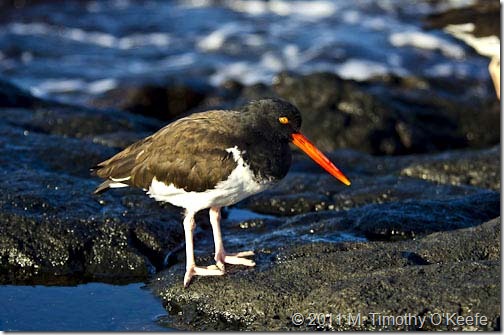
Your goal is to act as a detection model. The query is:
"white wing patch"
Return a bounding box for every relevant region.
[111,176,131,182]
[146,146,273,212]
[108,176,131,189]
[109,182,129,188]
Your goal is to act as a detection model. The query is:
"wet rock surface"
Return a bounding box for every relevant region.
[0,86,183,284]
[90,80,212,122]
[0,74,500,330]
[243,146,500,216]
[150,217,500,331]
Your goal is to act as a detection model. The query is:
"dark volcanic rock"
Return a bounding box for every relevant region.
[0,167,184,284]
[244,145,500,216]
[0,82,183,284]
[273,72,410,154]
[400,146,500,191]
[91,81,212,121]
[150,218,500,331]
[235,188,499,249]
[0,77,42,108]
[334,191,499,240]
[270,72,499,155]
[1,106,159,144]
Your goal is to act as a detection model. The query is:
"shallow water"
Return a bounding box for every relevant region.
[0,0,487,106]
[0,282,173,331]
[226,207,277,221]
[223,208,367,251]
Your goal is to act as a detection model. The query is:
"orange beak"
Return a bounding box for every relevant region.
[291,133,351,186]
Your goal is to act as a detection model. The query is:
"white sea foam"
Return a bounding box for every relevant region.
[210,61,276,86]
[243,34,264,47]
[260,52,284,72]
[117,33,171,49]
[225,0,337,19]
[426,63,453,77]
[213,55,400,86]
[210,44,311,86]
[35,79,86,93]
[8,22,171,49]
[181,0,214,7]
[33,78,117,95]
[86,78,117,94]
[197,23,249,51]
[389,31,465,59]
[186,0,338,18]
[425,62,471,78]
[282,44,302,68]
[363,16,388,31]
[158,53,196,68]
[9,22,51,35]
[434,0,476,12]
[336,59,390,81]
[224,0,267,15]
[342,10,360,24]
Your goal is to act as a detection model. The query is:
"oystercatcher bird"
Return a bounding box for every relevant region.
[92,98,351,287]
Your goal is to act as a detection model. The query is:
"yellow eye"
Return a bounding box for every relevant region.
[278,117,289,124]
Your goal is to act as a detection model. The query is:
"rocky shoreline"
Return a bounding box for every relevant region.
[150,217,500,331]
[0,68,500,330]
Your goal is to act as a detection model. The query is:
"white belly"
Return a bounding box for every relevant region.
[146,146,273,213]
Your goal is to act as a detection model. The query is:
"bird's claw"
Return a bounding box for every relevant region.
[215,250,256,272]
[184,265,224,288]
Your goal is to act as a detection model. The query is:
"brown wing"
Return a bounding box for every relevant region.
[93,110,241,193]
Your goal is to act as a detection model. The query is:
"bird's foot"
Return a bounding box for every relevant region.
[184,264,224,288]
[215,250,255,272]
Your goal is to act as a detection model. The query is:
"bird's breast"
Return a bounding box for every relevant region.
[241,140,292,184]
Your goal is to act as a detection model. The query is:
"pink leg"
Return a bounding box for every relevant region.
[183,211,223,288]
[489,56,500,100]
[209,207,255,272]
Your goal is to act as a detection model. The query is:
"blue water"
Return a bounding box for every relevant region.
[0,282,173,331]
[0,0,489,106]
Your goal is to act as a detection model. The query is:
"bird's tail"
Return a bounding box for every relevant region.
[93,179,112,195]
